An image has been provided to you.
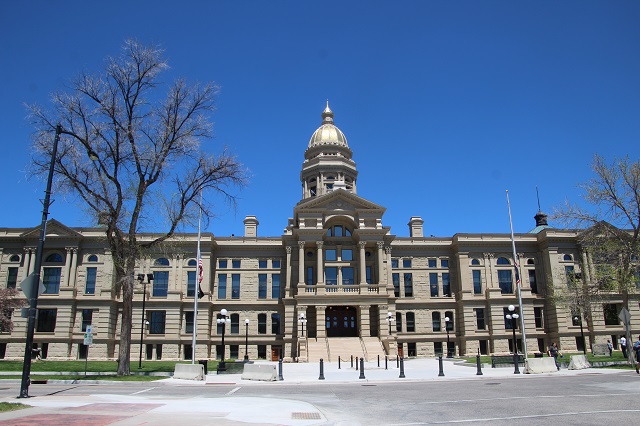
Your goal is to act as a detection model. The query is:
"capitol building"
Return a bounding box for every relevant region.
[0,103,631,362]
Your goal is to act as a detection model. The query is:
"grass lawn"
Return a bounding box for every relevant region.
[0,360,218,373]
[463,351,636,369]
[0,402,29,412]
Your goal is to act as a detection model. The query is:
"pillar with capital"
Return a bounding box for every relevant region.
[359,241,367,286]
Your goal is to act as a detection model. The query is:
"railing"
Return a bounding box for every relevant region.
[299,284,380,295]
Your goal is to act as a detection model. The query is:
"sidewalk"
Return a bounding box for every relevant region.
[0,358,627,426]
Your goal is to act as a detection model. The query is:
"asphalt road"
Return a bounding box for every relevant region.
[1,371,639,425]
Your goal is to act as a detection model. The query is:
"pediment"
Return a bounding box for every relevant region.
[21,219,83,240]
[295,189,385,214]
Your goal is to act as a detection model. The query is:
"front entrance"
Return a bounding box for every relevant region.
[325,306,358,337]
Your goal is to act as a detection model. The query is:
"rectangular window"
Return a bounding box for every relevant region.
[43,267,61,294]
[391,258,399,268]
[307,266,315,285]
[432,312,441,332]
[81,309,92,332]
[472,270,482,294]
[272,260,281,269]
[366,266,372,284]
[79,344,88,360]
[152,271,169,297]
[325,249,337,261]
[6,267,18,289]
[149,311,166,334]
[230,345,239,359]
[442,273,450,296]
[396,312,403,332]
[528,270,538,294]
[146,344,153,360]
[441,259,449,268]
[259,260,268,268]
[404,273,413,297]
[36,309,57,332]
[403,259,412,268]
[342,267,354,285]
[342,249,353,261]
[217,274,227,299]
[184,344,192,360]
[428,259,437,268]
[498,270,513,294]
[258,274,267,299]
[258,345,267,359]
[230,314,239,334]
[184,311,194,334]
[408,342,417,357]
[565,265,575,287]
[475,308,485,330]
[434,341,443,357]
[534,307,543,328]
[231,274,240,299]
[326,267,338,286]
[219,259,228,268]
[392,273,400,297]
[271,313,281,335]
[406,312,415,332]
[272,274,281,299]
[603,304,619,326]
[232,259,241,269]
[258,314,267,334]
[85,267,97,295]
[187,271,196,298]
[430,273,439,297]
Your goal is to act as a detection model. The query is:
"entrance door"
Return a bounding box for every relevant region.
[325,306,358,337]
[271,346,281,361]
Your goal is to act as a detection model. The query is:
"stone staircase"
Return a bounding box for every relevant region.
[361,336,386,361]
[326,337,366,363]
[307,338,329,362]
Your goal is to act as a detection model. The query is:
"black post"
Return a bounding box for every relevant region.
[438,355,445,377]
[355,356,359,371]
[377,354,380,367]
[359,358,365,379]
[476,350,483,376]
[512,317,520,374]
[385,355,388,370]
[338,356,341,369]
[396,354,399,368]
[579,317,586,355]
[19,124,61,399]
[243,320,249,363]
[138,278,147,369]
[218,320,227,372]
[319,358,325,380]
[278,357,284,381]
[84,346,88,376]
[350,355,353,368]
[399,357,405,378]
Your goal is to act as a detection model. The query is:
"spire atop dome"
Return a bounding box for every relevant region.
[322,100,334,124]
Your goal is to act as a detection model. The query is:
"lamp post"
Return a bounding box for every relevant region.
[444,316,452,358]
[387,312,394,335]
[574,315,586,354]
[216,309,231,372]
[298,313,307,337]
[138,273,153,369]
[506,304,520,374]
[243,319,250,362]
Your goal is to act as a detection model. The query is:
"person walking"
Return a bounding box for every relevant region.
[548,342,561,371]
[620,335,627,358]
[607,340,613,357]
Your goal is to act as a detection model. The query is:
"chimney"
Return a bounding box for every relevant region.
[408,216,424,238]
[243,215,259,238]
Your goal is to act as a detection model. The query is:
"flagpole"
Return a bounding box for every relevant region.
[192,191,203,365]
[506,190,528,359]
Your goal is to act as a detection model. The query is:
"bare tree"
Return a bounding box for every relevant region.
[0,289,26,333]
[27,40,247,375]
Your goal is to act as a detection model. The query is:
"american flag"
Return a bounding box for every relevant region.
[514,264,521,288]
[198,258,204,283]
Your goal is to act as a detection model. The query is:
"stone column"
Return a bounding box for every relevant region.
[359,305,371,337]
[359,241,367,285]
[377,242,384,286]
[285,246,292,295]
[23,248,32,279]
[28,248,36,276]
[316,241,324,285]
[483,252,495,289]
[63,247,73,287]
[316,305,326,338]
[297,241,305,286]
[69,248,78,288]
[385,246,393,292]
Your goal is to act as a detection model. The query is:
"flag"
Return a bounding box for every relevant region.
[197,258,205,298]
[514,264,521,289]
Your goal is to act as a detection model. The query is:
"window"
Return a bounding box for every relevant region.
[342,268,354,285]
[153,271,169,297]
[497,257,510,265]
[6,267,18,289]
[432,311,441,332]
[534,307,543,328]
[258,313,267,334]
[404,273,413,297]
[441,259,449,268]
[476,308,485,330]
[184,311,194,334]
[306,266,315,285]
[563,254,573,261]
[391,259,399,268]
[9,254,20,262]
[334,225,343,237]
[36,309,56,332]
[434,342,443,357]
[88,254,98,262]
[230,345,239,359]
[445,311,454,331]
[406,312,415,332]
[342,249,353,261]
[428,259,437,268]
[85,267,97,294]
[232,259,241,269]
[392,273,400,297]
[219,259,228,268]
[79,344,88,360]
[442,273,450,296]
[46,253,63,263]
[326,267,338,286]
[230,314,239,334]
[430,273,438,297]
[259,260,268,269]
[408,342,417,357]
[218,274,227,299]
[258,345,267,359]
[43,267,61,294]
[271,313,281,335]
[231,274,240,299]
[603,304,619,326]
[188,259,197,267]
[81,309,92,332]
[184,344,192,360]
[471,258,480,266]
[273,260,281,269]
[366,266,372,284]
[149,311,166,334]
[258,274,267,299]
[529,270,538,294]
[472,270,482,294]
[403,259,412,268]
[396,312,403,332]
[272,274,281,299]
[498,270,513,294]
[326,250,337,261]
[527,259,535,265]
[187,271,196,298]
[565,265,575,287]
[155,258,170,266]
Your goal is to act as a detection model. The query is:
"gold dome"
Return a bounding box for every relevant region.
[307,101,349,150]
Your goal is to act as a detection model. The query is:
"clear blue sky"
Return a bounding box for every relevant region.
[1,1,638,238]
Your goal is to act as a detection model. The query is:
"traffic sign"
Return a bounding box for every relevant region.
[19,273,45,299]
[83,334,93,346]
[619,307,631,330]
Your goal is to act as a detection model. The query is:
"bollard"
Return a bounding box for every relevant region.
[319,358,325,380]
[278,358,284,381]
[359,357,366,379]
[355,357,359,371]
[385,355,388,370]
[399,357,405,378]
[438,355,445,377]
[377,354,380,367]
[476,350,483,376]
[351,355,353,368]
[338,356,341,369]
[513,352,520,375]
[396,355,399,369]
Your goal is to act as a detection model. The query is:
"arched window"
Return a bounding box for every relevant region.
[497,257,510,265]
[87,254,98,262]
[563,254,573,261]
[154,258,170,266]
[527,258,535,265]
[45,253,63,263]
[9,255,20,262]
[188,259,197,267]
[471,258,480,266]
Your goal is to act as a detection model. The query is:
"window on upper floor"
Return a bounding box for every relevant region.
[445,311,454,331]
[43,267,61,294]
[154,258,170,266]
[219,259,228,269]
[149,311,166,334]
[441,259,449,268]
[396,312,402,332]
[534,307,543,328]
[430,273,438,297]
[218,274,227,299]
[603,304,619,326]
[563,254,573,261]
[258,274,267,299]
[231,274,240,299]
[273,260,281,269]
[404,273,413,297]
[187,271,196,298]
[232,259,241,269]
[6,267,18,289]
[271,313,281,335]
[529,269,538,294]
[406,312,415,332]
[428,259,437,268]
[88,254,98,262]
[342,249,353,261]
[403,259,412,268]
[152,271,169,297]
[326,249,337,261]
[36,309,56,332]
[259,260,268,269]
[45,253,63,263]
[498,270,513,294]
[184,311,194,334]
[472,270,482,294]
[475,308,485,330]
[258,313,267,334]
[342,268,354,285]
[443,273,451,296]
[9,254,20,263]
[230,314,240,334]
[471,258,480,266]
[432,311,441,332]
[81,309,92,332]
[497,257,510,265]
[272,274,281,299]
[392,273,400,297]
[391,258,399,268]
[85,267,97,294]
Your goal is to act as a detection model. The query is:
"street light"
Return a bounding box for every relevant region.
[444,316,452,358]
[138,273,153,369]
[216,309,231,372]
[243,319,250,363]
[298,313,307,337]
[574,315,586,354]
[506,304,520,374]
[386,312,395,335]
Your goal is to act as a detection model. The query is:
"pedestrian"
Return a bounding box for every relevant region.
[548,342,561,371]
[633,336,640,374]
[620,335,627,358]
[607,340,613,357]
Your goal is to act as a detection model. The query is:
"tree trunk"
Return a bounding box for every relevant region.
[117,269,134,376]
